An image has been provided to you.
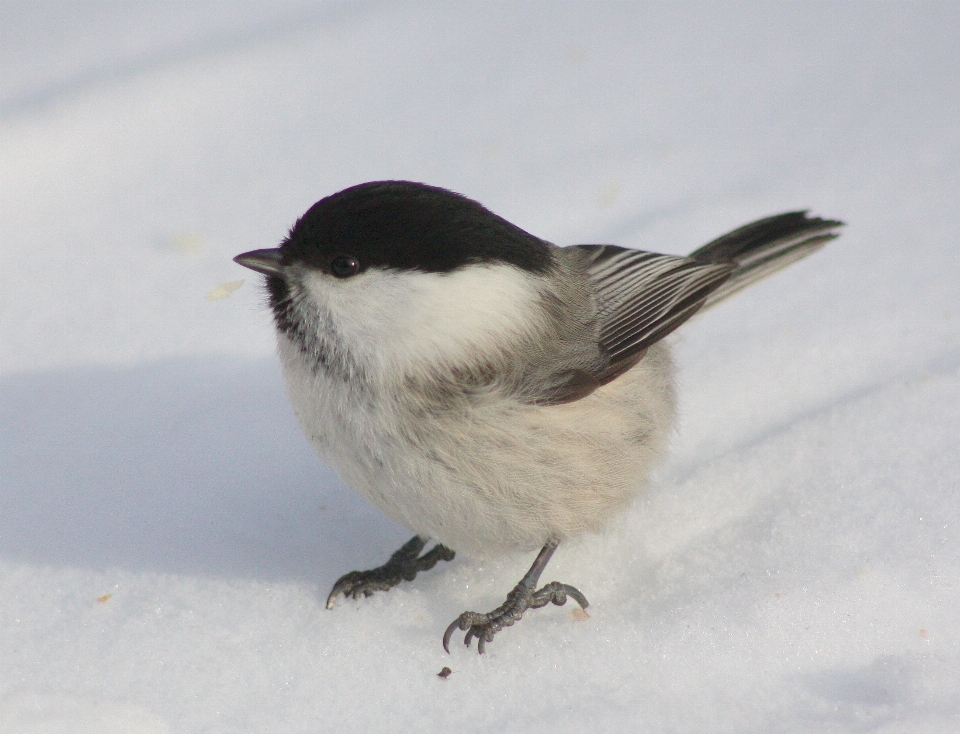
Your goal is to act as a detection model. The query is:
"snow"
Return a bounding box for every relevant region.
[1,2,958,731]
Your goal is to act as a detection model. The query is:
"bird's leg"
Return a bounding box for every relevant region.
[443,539,588,654]
[326,535,455,609]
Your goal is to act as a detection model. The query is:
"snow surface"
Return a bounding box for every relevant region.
[2,2,959,732]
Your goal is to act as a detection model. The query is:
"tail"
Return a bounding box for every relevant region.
[689,211,844,311]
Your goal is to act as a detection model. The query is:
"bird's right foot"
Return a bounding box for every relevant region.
[326,535,455,609]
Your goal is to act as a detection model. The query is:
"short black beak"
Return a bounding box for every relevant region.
[234,248,284,276]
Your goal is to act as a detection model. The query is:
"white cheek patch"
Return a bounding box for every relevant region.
[299,264,541,374]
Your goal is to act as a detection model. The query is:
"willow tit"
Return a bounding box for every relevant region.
[234,181,842,654]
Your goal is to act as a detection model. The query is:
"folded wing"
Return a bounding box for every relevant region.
[573,245,732,382]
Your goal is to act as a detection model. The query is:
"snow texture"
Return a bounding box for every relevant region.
[2,2,958,732]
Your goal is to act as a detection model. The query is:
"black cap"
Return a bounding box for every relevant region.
[278,181,554,276]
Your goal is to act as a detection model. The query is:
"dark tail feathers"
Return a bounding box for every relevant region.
[690,211,844,311]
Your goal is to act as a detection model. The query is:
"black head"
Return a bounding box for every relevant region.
[277,181,553,277]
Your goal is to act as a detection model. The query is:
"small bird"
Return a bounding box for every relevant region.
[234,181,842,654]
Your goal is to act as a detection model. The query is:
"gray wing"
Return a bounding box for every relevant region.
[527,246,732,405]
[574,245,733,382]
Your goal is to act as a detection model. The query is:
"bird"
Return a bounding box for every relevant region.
[234,180,843,654]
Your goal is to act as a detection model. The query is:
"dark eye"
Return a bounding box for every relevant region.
[330,255,359,278]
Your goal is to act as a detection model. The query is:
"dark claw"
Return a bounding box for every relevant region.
[562,584,589,610]
[442,580,589,654]
[442,618,462,653]
[327,536,455,609]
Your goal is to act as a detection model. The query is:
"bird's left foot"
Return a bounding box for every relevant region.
[443,580,588,654]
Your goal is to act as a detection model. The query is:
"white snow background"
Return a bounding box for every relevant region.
[2,2,959,732]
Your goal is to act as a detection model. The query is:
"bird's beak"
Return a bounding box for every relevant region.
[233,248,285,276]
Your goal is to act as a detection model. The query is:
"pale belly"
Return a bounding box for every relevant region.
[279,337,676,557]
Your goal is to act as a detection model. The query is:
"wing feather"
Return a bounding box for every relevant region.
[571,245,732,381]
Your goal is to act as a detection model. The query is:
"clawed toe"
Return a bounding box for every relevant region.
[442,617,466,654]
[442,580,588,654]
[326,536,455,609]
[325,571,389,608]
